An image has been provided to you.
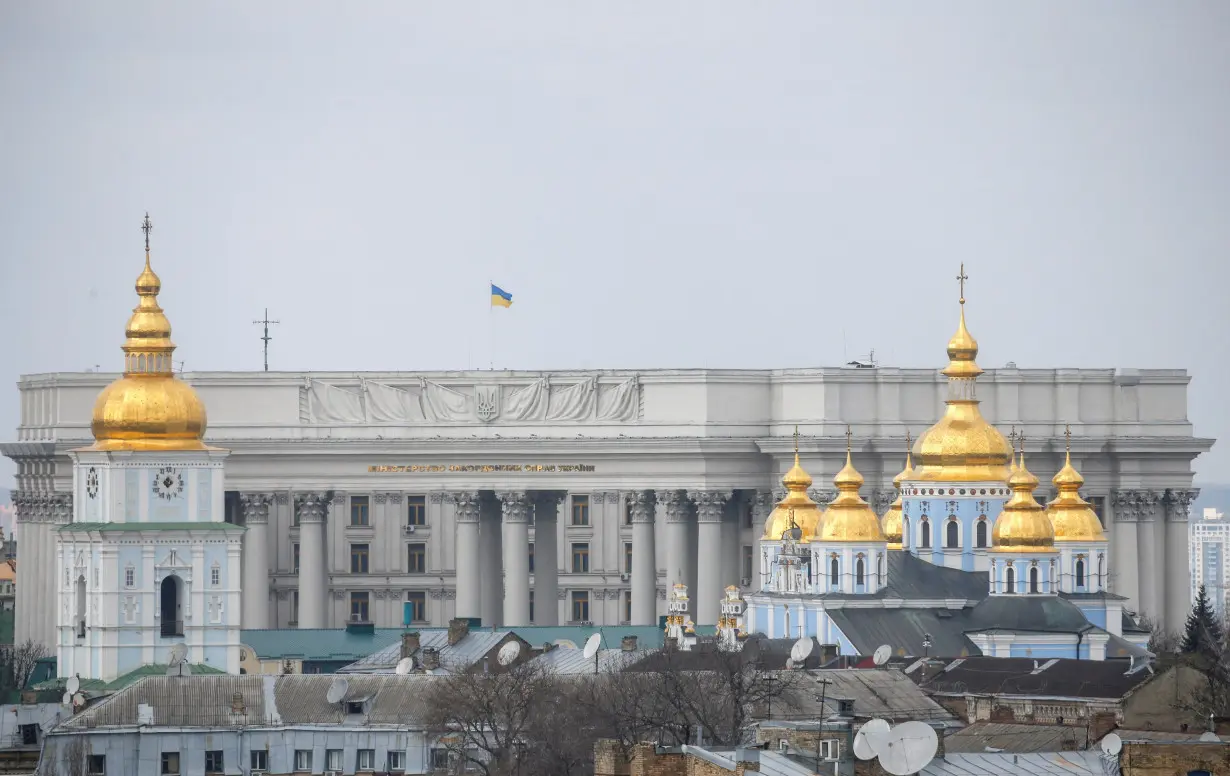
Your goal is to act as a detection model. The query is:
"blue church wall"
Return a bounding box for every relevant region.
[1073,602,1108,629]
[989,555,1058,594]
[903,494,1005,569]
[755,607,768,633]
[125,469,139,519]
[116,646,142,677]
[1007,643,1078,659]
[202,645,227,670]
[196,470,212,521]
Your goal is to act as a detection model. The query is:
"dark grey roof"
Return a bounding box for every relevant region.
[943,722,1091,753]
[964,596,1094,634]
[883,552,990,601]
[917,656,1155,699]
[826,608,979,659]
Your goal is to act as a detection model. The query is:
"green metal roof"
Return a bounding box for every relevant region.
[241,627,409,660]
[32,663,224,693]
[60,522,245,533]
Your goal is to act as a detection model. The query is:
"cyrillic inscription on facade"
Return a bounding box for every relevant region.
[367,464,596,473]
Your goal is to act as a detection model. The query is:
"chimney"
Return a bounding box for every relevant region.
[448,618,470,646]
[401,631,421,658]
[734,747,761,774]
[621,636,638,652]
[421,647,440,671]
[230,691,245,715]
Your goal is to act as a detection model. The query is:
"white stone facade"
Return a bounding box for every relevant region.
[5,366,1213,646]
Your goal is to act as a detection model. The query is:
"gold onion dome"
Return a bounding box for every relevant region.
[991,442,1055,553]
[817,430,886,542]
[880,436,914,550]
[763,428,823,541]
[1047,427,1106,542]
[88,214,210,452]
[912,266,1014,483]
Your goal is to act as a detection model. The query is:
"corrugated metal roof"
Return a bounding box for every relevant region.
[531,646,645,674]
[504,625,667,650]
[827,607,979,658]
[272,674,434,724]
[241,627,406,660]
[698,749,814,776]
[943,722,1090,753]
[339,630,513,673]
[919,656,1153,699]
[919,751,1104,775]
[772,669,955,722]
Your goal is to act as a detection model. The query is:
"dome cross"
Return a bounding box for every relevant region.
[141,212,153,253]
[957,263,968,305]
[844,425,852,454]
[1064,424,1072,453]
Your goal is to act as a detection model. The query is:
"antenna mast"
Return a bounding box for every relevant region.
[252,308,281,371]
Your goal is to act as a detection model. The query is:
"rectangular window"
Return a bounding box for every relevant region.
[357,749,375,770]
[743,501,754,529]
[528,542,535,573]
[571,495,590,526]
[407,591,426,622]
[87,756,105,776]
[407,543,426,573]
[742,545,753,582]
[624,590,632,623]
[529,590,535,623]
[388,750,406,771]
[250,750,267,772]
[407,495,426,526]
[294,750,312,771]
[293,543,300,575]
[161,752,180,776]
[350,495,370,526]
[624,542,633,574]
[210,566,220,586]
[125,567,135,588]
[571,543,590,573]
[625,503,633,525]
[291,591,299,625]
[351,543,370,573]
[350,591,369,622]
[326,749,343,771]
[204,750,223,774]
[571,590,590,622]
[430,750,450,769]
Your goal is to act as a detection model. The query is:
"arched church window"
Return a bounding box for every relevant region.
[945,519,959,549]
[856,556,865,586]
[1076,558,1085,587]
[830,556,839,587]
[160,576,184,638]
[976,519,988,548]
[1097,554,1105,587]
[124,565,135,588]
[877,554,884,580]
[920,519,931,549]
[1029,566,1039,594]
[75,576,87,638]
[210,563,221,587]
[1005,566,1016,594]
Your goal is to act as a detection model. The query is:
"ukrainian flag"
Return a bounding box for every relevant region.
[491,284,513,308]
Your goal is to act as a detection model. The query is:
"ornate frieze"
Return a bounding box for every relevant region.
[386,493,404,504]
[656,490,690,523]
[624,490,655,524]
[429,493,446,504]
[448,491,482,523]
[374,493,388,505]
[688,490,732,523]
[240,493,273,525]
[872,490,895,513]
[497,491,531,524]
[808,488,836,505]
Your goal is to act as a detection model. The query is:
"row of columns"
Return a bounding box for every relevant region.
[12,491,72,650]
[1110,488,1197,634]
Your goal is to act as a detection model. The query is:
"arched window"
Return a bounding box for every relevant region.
[920,519,931,549]
[1097,554,1105,587]
[902,517,910,547]
[877,554,884,580]
[946,520,959,549]
[856,556,865,586]
[160,576,184,637]
[976,519,988,548]
[1029,566,1039,594]
[1075,557,1085,588]
[1005,566,1016,594]
[75,575,87,638]
[830,556,839,586]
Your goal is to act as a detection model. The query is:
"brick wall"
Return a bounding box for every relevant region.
[1122,663,1211,733]
[593,741,761,776]
[1119,741,1230,776]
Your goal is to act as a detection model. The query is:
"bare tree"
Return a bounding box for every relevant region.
[1,639,48,694]
[40,735,88,776]
[1142,615,1180,654]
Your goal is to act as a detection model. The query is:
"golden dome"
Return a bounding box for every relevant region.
[763,428,823,541]
[912,266,1013,483]
[1046,427,1105,543]
[816,430,886,543]
[880,437,915,550]
[991,445,1054,553]
[86,214,210,452]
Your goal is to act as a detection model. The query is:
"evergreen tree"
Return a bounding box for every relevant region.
[1182,584,1224,657]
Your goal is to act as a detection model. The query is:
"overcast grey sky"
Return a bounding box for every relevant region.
[1,2,1227,482]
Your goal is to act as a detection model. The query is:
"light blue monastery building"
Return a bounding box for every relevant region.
[745,276,1146,661]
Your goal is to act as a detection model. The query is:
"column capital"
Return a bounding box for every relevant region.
[448,491,482,524]
[1134,489,1163,522]
[240,493,274,524]
[1165,489,1200,522]
[330,491,348,507]
[497,491,532,523]
[687,490,732,522]
[374,493,388,504]
[872,489,895,513]
[386,493,404,504]
[274,492,290,505]
[429,492,446,504]
[655,489,690,522]
[50,493,73,524]
[808,488,836,505]
[625,490,654,524]
[294,492,330,524]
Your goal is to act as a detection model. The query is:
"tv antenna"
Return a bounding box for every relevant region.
[253,308,280,371]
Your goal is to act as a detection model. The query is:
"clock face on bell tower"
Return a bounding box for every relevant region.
[86,467,99,499]
[152,466,185,501]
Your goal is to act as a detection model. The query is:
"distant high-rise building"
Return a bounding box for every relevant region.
[1190,507,1229,618]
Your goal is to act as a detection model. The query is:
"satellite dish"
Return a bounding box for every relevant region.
[167,643,187,666]
[72,693,85,707]
[853,718,891,761]
[497,641,522,666]
[394,657,414,676]
[1100,733,1123,755]
[66,676,80,694]
[61,692,72,706]
[785,658,794,670]
[326,676,349,704]
[877,721,938,776]
[873,645,892,666]
[582,633,602,660]
[790,636,814,664]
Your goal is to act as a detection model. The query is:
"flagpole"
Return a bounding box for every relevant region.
[488,279,494,370]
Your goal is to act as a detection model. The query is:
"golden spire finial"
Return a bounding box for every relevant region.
[957,263,967,306]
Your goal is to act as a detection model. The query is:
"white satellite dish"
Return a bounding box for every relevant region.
[326,676,349,704]
[1100,733,1123,755]
[872,645,892,666]
[166,643,187,666]
[72,693,85,708]
[61,692,72,706]
[853,718,891,761]
[790,636,814,664]
[497,641,522,666]
[785,658,794,670]
[66,676,80,694]
[582,633,602,660]
[877,721,939,776]
[394,657,414,676]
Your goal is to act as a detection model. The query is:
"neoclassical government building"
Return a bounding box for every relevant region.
[3,248,1214,656]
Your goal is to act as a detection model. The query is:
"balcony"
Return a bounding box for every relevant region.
[161,620,184,638]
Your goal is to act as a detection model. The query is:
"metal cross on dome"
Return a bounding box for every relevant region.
[957,263,968,305]
[142,212,153,252]
[845,425,853,453]
[1065,424,1072,452]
